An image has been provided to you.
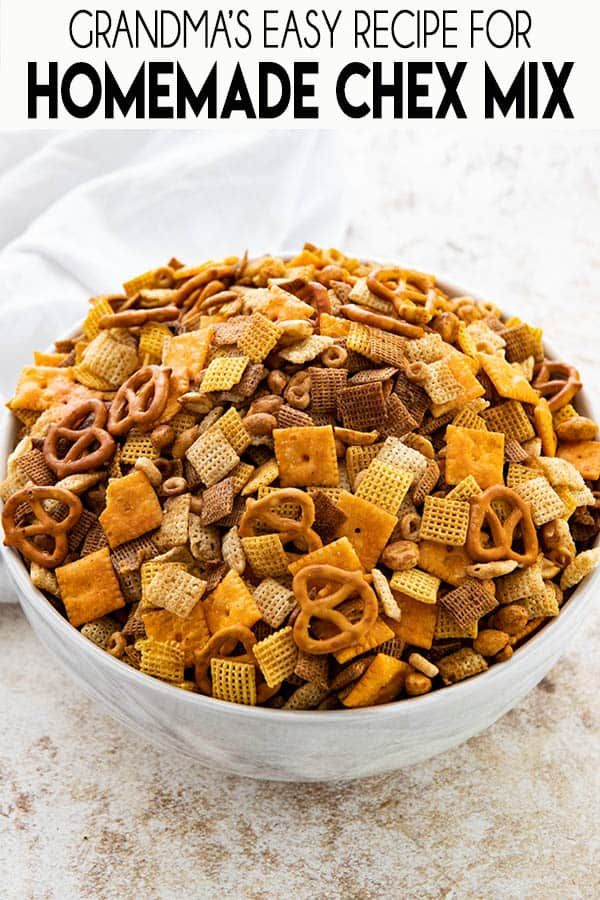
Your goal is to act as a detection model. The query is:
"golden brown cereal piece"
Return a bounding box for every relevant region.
[481,400,535,443]
[419,495,471,547]
[211,659,257,705]
[203,569,262,634]
[445,425,505,490]
[556,440,600,482]
[292,564,378,655]
[273,426,339,488]
[514,477,565,526]
[146,566,207,618]
[434,607,478,640]
[237,312,282,362]
[560,548,600,590]
[334,492,397,571]
[437,648,488,685]
[467,485,539,566]
[355,459,412,516]
[253,578,296,628]
[390,568,440,605]
[492,604,529,635]
[342,654,410,707]
[194,624,257,694]
[99,470,163,549]
[136,638,185,683]
[253,626,298,687]
[473,630,510,657]
[439,579,498,628]
[81,617,119,649]
[56,548,125,627]
[2,484,83,569]
[241,534,289,578]
[186,428,240,487]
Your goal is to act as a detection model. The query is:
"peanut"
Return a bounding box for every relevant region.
[134,457,163,487]
[381,540,420,571]
[150,423,175,450]
[243,413,277,436]
[405,672,432,696]
[494,645,514,663]
[492,605,528,635]
[555,415,598,442]
[248,394,283,416]
[473,629,509,657]
[267,370,288,394]
[172,426,200,459]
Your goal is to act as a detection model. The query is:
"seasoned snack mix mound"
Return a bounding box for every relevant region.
[2,245,599,709]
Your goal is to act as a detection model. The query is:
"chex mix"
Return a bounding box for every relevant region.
[2,246,599,709]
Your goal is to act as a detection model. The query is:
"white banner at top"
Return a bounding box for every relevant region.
[1,0,599,129]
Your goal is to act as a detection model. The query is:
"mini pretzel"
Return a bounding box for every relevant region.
[2,485,83,568]
[98,306,179,329]
[194,624,278,702]
[239,488,322,552]
[108,365,171,436]
[340,303,424,339]
[292,564,378,655]
[43,399,115,478]
[467,485,539,566]
[533,360,582,411]
[194,624,256,695]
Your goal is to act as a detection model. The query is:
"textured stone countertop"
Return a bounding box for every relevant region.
[1,132,599,899]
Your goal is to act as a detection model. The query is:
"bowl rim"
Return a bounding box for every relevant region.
[1,269,599,724]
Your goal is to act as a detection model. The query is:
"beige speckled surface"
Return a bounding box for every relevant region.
[1,132,600,899]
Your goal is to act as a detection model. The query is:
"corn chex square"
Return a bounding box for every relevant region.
[434,607,478,640]
[446,474,482,502]
[253,626,298,687]
[210,658,257,705]
[241,534,289,578]
[355,459,412,515]
[420,495,470,546]
[482,400,535,442]
[200,355,249,393]
[253,578,297,628]
[186,428,239,486]
[136,638,185,683]
[237,312,282,362]
[210,407,251,455]
[377,437,428,482]
[514,477,565,526]
[146,566,207,618]
[390,568,440,605]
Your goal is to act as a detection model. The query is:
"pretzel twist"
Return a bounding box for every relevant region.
[43,399,115,478]
[194,625,278,702]
[98,306,179,330]
[239,488,322,552]
[292,564,378,655]
[466,485,539,566]
[2,485,83,568]
[533,360,582,411]
[108,365,171,436]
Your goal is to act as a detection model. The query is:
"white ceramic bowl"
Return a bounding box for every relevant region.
[1,278,599,781]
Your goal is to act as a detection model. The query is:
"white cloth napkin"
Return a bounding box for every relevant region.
[0,130,346,601]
